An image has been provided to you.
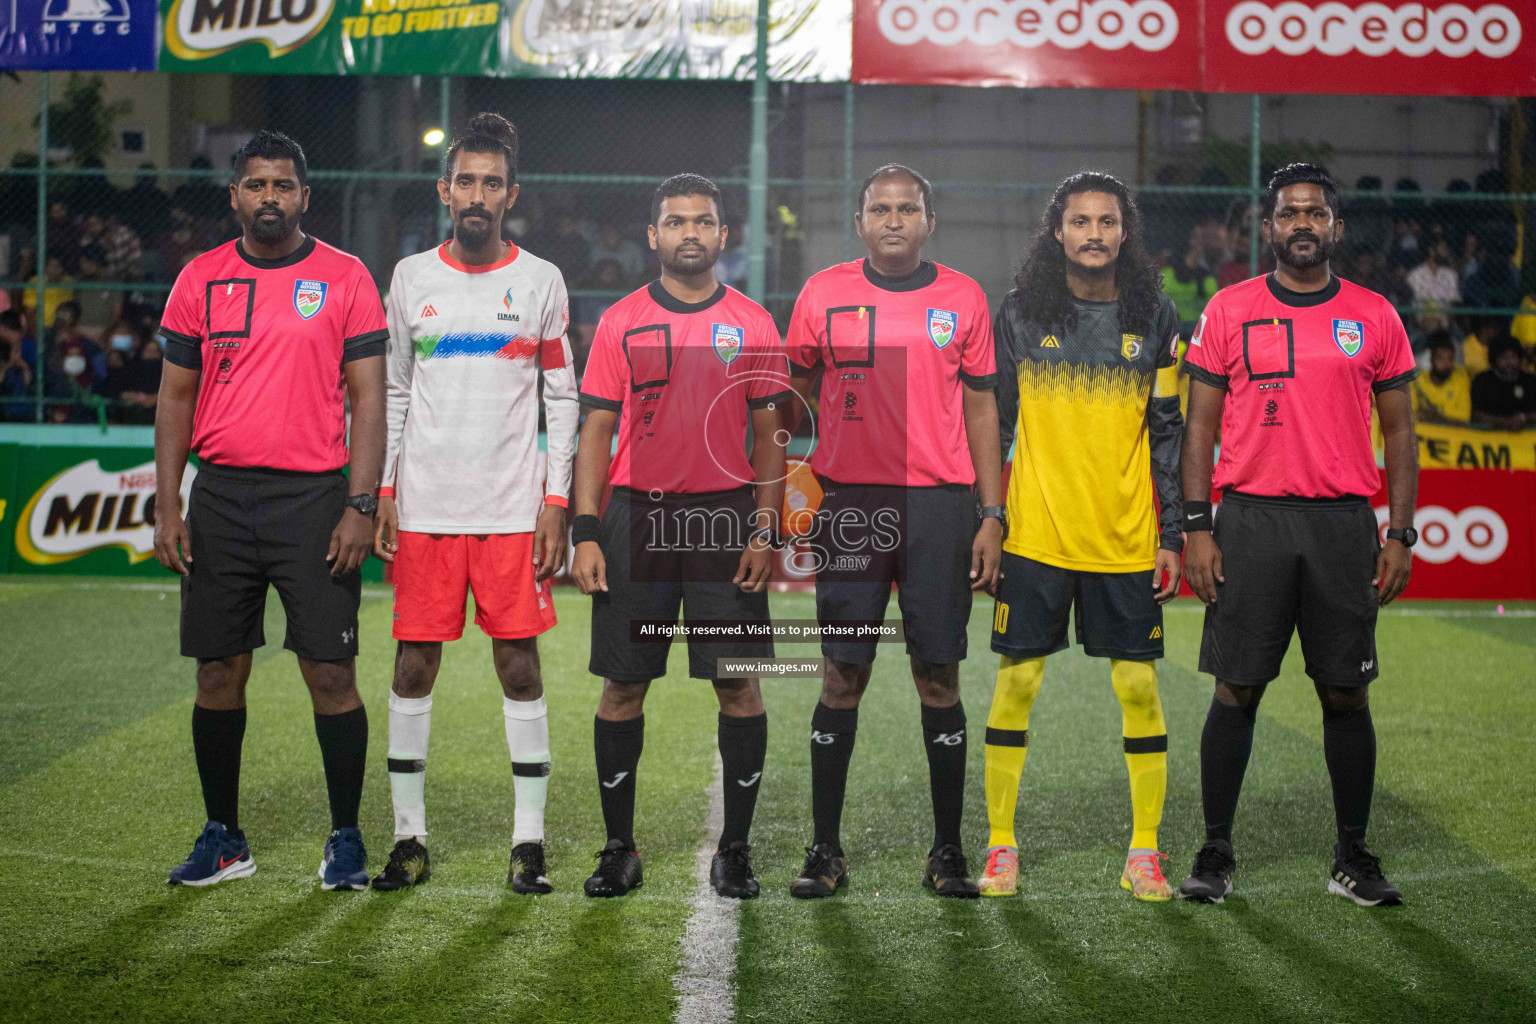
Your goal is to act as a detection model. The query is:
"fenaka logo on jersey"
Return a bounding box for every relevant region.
[498,287,519,322]
[1121,334,1143,360]
[927,308,957,349]
[1225,2,1522,59]
[1333,319,1364,357]
[165,0,336,60]
[712,323,743,365]
[15,459,196,566]
[293,279,328,320]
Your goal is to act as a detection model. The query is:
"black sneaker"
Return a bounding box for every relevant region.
[789,842,848,899]
[508,841,553,895]
[1329,841,1403,907]
[710,841,760,900]
[584,839,643,897]
[922,843,980,899]
[1178,839,1236,903]
[371,838,431,891]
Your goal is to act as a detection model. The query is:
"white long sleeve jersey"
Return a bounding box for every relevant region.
[383,243,578,534]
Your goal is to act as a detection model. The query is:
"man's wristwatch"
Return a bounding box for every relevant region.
[1385,526,1418,548]
[979,504,1008,539]
[345,494,378,517]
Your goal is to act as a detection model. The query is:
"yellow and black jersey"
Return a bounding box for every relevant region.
[995,291,1183,573]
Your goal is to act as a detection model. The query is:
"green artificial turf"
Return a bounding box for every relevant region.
[0,580,1531,1023]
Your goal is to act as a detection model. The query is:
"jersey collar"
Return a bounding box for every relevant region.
[235,233,315,270]
[1266,272,1341,307]
[862,258,937,292]
[437,241,520,273]
[647,279,727,314]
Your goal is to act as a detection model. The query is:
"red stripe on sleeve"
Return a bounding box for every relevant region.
[540,336,567,370]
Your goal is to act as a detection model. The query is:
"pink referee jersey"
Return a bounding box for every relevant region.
[1184,274,1417,499]
[579,280,792,494]
[159,236,387,473]
[784,259,996,487]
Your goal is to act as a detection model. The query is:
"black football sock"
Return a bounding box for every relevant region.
[810,702,858,851]
[594,715,645,849]
[192,704,246,833]
[1200,697,1258,844]
[920,700,968,850]
[314,706,368,831]
[717,711,768,849]
[1322,704,1376,849]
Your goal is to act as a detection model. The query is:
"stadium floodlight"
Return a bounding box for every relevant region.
[423,129,445,146]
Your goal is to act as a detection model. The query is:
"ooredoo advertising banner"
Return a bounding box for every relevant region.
[1205,0,1535,96]
[852,0,1536,95]
[853,0,1199,89]
[1369,469,1535,601]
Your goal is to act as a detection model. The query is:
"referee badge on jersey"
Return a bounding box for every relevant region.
[1121,334,1143,360]
[293,279,328,320]
[1333,319,1364,358]
[712,323,744,365]
[927,308,957,349]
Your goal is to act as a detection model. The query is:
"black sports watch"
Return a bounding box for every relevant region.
[1385,526,1417,548]
[979,504,1008,539]
[345,493,378,517]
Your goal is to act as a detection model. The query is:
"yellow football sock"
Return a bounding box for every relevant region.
[984,655,1043,849]
[1111,659,1167,853]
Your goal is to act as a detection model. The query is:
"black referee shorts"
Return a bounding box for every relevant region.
[588,486,773,683]
[1198,490,1380,688]
[990,551,1164,662]
[811,481,975,666]
[181,462,361,662]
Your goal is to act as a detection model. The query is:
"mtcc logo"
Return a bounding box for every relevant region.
[1375,504,1507,564]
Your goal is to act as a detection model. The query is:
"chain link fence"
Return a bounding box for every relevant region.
[0,73,1531,423]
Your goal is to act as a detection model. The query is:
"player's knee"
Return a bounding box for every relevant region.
[713,678,764,716]
[493,638,541,699]
[821,659,870,708]
[195,656,250,703]
[910,656,959,705]
[1110,659,1160,716]
[599,678,648,718]
[1214,679,1265,709]
[300,657,357,700]
[393,641,441,698]
[1316,682,1369,712]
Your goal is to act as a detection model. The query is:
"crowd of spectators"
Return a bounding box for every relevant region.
[2,158,1532,429]
[1143,166,1536,431]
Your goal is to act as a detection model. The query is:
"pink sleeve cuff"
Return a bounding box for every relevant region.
[543,495,569,508]
[377,486,396,498]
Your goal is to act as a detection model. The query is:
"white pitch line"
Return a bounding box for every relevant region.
[671,755,739,1024]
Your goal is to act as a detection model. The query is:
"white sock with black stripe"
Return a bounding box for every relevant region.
[388,692,432,842]
[504,696,551,845]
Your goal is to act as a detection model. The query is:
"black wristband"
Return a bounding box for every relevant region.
[572,514,602,546]
[1182,500,1213,533]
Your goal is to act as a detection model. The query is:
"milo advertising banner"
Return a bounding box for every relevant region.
[158,0,850,79]
[8,446,194,577]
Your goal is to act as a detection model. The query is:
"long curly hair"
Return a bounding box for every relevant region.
[1013,172,1164,336]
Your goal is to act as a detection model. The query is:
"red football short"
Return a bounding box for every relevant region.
[392,532,557,641]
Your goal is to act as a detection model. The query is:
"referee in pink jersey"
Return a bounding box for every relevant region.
[153,131,388,891]
[1177,164,1418,908]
